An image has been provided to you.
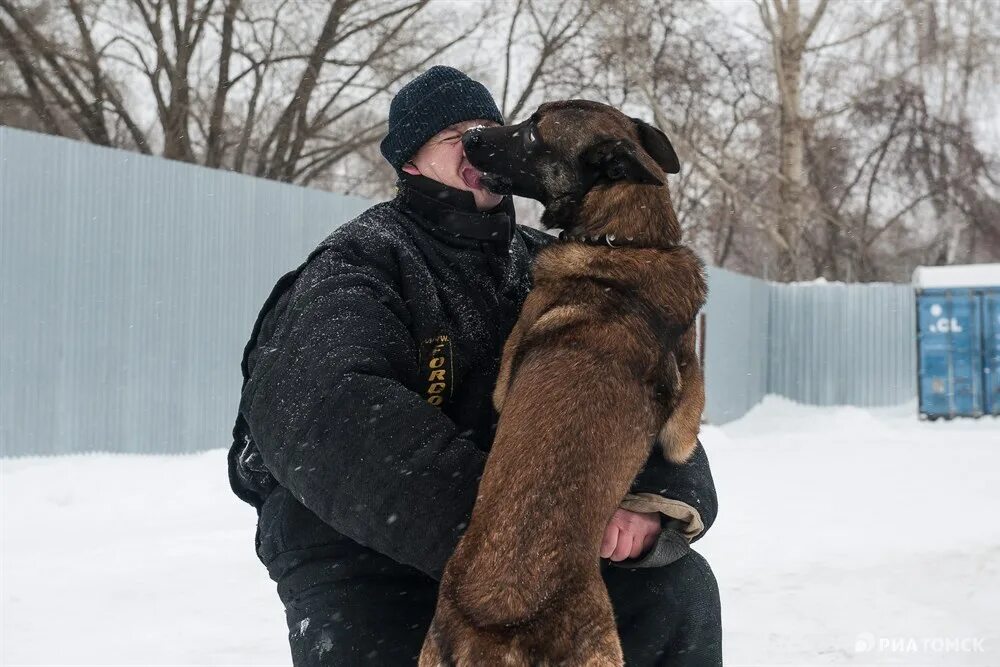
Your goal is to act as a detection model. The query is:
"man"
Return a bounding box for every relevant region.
[230,66,722,666]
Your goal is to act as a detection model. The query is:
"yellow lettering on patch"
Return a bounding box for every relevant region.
[420,336,453,409]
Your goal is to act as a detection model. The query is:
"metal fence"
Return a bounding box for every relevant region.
[1,127,370,456]
[701,267,771,423]
[699,276,917,423]
[767,281,917,408]
[1,127,917,456]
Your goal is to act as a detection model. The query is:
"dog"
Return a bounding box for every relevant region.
[418,100,707,667]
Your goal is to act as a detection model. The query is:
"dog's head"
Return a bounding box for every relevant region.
[461,100,679,227]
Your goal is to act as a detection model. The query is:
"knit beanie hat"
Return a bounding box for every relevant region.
[380,66,504,172]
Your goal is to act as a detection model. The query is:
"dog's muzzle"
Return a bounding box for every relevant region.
[462,124,547,202]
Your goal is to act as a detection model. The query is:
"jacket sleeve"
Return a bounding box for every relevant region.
[624,440,718,542]
[240,248,485,581]
[610,441,717,569]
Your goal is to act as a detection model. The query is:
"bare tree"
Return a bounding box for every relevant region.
[754,0,831,280]
[3,0,996,279]
[496,0,599,120]
[0,0,484,186]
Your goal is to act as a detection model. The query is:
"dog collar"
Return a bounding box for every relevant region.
[558,230,676,250]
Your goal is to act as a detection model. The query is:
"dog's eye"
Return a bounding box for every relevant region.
[523,122,541,151]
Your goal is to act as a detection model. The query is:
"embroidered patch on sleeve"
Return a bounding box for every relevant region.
[419,335,454,407]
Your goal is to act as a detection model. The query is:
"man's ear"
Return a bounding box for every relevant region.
[401,161,421,176]
[631,117,680,174]
[581,139,663,186]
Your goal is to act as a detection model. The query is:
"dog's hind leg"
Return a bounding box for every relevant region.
[657,327,704,464]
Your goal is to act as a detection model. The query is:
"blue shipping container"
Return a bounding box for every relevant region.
[984,290,1000,416]
[916,289,984,419]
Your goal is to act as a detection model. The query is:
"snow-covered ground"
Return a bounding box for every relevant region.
[2,398,998,665]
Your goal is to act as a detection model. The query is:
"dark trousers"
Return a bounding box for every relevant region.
[272,550,722,666]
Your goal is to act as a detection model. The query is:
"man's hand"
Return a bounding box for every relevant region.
[600,509,661,561]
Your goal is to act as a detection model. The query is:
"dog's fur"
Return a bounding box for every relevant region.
[419,100,707,666]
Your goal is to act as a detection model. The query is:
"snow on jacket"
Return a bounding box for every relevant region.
[229,174,718,581]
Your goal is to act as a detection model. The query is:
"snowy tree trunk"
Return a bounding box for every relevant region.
[760,0,828,281]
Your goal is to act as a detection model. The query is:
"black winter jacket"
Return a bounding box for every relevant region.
[229,175,718,582]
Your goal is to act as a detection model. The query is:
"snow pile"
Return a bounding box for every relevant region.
[3,398,999,665]
[1,451,285,664]
[913,263,1000,289]
[697,397,1000,666]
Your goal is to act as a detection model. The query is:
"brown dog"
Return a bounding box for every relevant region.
[418,100,707,666]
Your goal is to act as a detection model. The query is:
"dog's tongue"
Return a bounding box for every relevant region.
[461,165,483,190]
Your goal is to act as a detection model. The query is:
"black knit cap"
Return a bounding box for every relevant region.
[380,65,504,172]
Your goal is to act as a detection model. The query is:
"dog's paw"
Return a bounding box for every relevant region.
[656,418,699,464]
[417,624,447,667]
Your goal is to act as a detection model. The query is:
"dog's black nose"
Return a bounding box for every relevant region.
[462,128,483,149]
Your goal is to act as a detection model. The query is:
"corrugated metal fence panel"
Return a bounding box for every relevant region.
[0,127,372,456]
[767,281,917,407]
[2,127,922,455]
[702,267,771,423]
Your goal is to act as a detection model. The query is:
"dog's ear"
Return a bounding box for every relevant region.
[631,117,680,174]
[581,139,663,186]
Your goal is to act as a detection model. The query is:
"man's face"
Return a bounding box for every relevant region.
[402,118,504,211]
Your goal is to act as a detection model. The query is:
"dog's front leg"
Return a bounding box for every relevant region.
[493,290,555,412]
[493,319,527,414]
[657,326,704,464]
